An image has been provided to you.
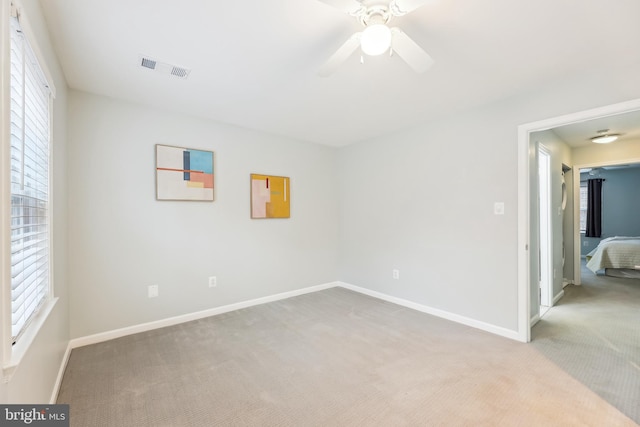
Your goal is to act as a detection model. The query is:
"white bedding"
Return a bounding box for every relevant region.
[586,236,640,274]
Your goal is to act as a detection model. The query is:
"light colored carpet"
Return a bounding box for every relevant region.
[531,262,640,424]
[58,287,636,426]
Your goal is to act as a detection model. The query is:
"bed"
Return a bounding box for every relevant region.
[586,236,640,278]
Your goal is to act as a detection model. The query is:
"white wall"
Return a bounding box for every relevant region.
[338,60,640,333]
[67,91,339,338]
[1,0,69,403]
[338,105,520,330]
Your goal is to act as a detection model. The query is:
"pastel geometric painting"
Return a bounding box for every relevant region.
[250,174,290,219]
[156,144,214,201]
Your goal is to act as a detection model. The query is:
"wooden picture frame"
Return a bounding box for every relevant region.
[250,174,290,218]
[156,144,214,201]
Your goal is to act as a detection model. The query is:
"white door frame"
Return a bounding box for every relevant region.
[517,98,640,343]
[572,158,640,287]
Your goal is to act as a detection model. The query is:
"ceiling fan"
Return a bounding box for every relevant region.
[318,0,434,76]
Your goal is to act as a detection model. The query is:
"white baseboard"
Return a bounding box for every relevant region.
[59,279,524,403]
[50,343,72,404]
[553,290,565,305]
[530,313,541,327]
[69,281,339,350]
[68,281,525,350]
[529,289,565,333]
[337,282,522,342]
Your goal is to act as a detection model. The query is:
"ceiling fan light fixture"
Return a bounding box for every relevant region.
[591,134,619,144]
[317,0,434,76]
[360,24,392,56]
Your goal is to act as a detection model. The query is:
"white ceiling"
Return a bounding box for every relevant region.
[551,109,640,148]
[39,0,640,147]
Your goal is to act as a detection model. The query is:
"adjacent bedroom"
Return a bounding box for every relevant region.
[581,164,640,280]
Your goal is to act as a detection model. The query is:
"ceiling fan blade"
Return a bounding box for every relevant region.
[318,32,362,77]
[390,0,432,15]
[316,0,364,15]
[390,27,434,73]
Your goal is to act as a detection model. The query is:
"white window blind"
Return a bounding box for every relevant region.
[9,12,51,343]
[579,182,588,232]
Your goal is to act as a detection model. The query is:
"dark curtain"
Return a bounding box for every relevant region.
[585,178,603,238]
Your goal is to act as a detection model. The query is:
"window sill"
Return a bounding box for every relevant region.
[2,297,58,383]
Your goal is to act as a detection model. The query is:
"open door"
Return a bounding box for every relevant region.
[538,144,553,315]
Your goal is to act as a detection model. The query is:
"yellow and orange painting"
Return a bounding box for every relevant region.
[250,174,290,219]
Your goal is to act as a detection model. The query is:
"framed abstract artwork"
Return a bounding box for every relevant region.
[250,174,290,219]
[156,144,214,201]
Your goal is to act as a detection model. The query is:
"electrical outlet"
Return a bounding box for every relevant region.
[209,276,217,288]
[148,284,159,298]
[392,269,400,280]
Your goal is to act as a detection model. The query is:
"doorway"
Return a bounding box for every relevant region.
[517,98,640,342]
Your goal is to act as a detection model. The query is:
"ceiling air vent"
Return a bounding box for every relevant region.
[140,57,157,70]
[139,55,191,79]
[170,66,189,78]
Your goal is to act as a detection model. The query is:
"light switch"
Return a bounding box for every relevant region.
[148,284,159,298]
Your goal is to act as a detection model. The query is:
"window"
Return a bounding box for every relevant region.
[8,9,52,344]
[579,181,587,233]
